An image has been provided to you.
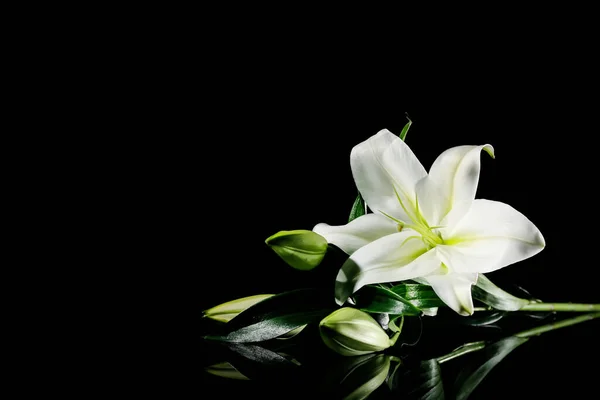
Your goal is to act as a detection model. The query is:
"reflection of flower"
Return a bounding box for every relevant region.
[314,129,545,315]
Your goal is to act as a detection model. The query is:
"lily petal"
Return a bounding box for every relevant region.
[313,214,399,255]
[334,232,441,305]
[443,199,545,273]
[415,145,494,229]
[424,272,478,316]
[351,129,427,223]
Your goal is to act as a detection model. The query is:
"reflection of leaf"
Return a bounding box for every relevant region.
[354,285,421,316]
[204,361,250,380]
[222,343,300,382]
[453,336,529,400]
[348,193,366,223]
[336,354,379,379]
[204,289,334,342]
[390,359,445,399]
[391,284,445,310]
[226,343,298,365]
[460,311,506,326]
[338,354,392,400]
[277,352,302,366]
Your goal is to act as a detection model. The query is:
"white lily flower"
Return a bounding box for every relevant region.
[314,129,545,315]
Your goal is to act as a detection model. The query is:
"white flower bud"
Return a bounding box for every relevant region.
[319,308,397,356]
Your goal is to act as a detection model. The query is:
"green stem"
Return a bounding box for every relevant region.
[519,303,600,312]
[436,312,600,364]
[515,312,600,338]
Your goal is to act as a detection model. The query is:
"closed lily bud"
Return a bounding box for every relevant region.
[265,230,328,271]
[319,308,399,356]
[203,294,274,323]
[203,294,307,338]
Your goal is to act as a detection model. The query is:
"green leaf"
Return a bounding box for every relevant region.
[388,315,404,333]
[453,336,529,400]
[390,359,445,400]
[472,274,530,311]
[204,289,334,343]
[390,284,445,310]
[348,192,366,223]
[353,285,422,316]
[348,193,366,223]
[266,230,328,270]
[399,115,412,141]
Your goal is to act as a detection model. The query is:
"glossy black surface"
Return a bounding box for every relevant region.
[197,101,599,399]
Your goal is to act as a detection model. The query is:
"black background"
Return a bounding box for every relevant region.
[161,25,600,397]
[28,9,600,399]
[192,91,599,398]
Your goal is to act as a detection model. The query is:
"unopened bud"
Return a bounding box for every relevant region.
[203,294,273,323]
[319,308,398,356]
[265,230,328,271]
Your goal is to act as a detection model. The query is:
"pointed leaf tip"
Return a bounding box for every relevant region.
[348,192,366,223]
[399,115,412,141]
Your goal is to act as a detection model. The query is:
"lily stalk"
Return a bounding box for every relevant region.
[519,303,600,312]
[436,312,600,364]
[473,303,600,312]
[472,274,600,313]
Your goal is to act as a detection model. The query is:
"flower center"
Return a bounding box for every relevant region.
[380,186,445,249]
[404,222,443,248]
